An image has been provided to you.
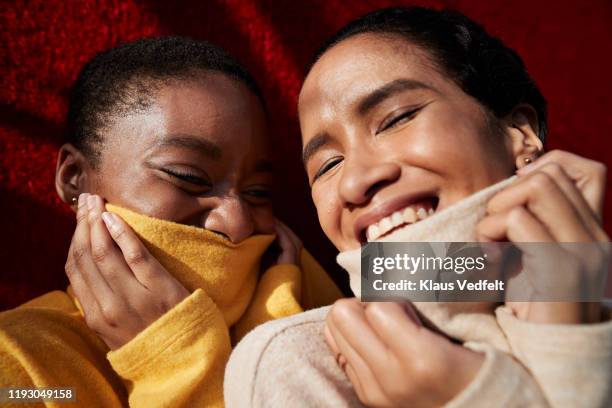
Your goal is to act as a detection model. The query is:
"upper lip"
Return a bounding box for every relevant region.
[352,191,439,243]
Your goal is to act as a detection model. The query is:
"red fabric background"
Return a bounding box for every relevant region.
[1,0,611,310]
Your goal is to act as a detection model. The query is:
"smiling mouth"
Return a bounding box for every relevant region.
[364,196,439,242]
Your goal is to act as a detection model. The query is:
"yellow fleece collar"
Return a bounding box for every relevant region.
[106,204,275,326]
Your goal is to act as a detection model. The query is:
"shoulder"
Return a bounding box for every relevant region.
[225,306,361,407]
[228,305,331,378]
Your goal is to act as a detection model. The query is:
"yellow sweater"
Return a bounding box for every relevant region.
[0,207,342,407]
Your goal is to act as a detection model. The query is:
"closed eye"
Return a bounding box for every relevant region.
[242,186,272,204]
[314,157,343,182]
[377,107,421,134]
[162,169,211,186]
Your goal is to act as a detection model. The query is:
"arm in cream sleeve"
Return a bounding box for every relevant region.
[225,307,551,408]
[107,289,231,408]
[496,305,612,408]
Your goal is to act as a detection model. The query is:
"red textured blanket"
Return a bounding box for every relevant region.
[1,0,611,309]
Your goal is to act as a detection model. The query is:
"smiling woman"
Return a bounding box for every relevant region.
[0,36,342,408]
[226,6,611,408]
[299,8,546,251]
[57,37,275,238]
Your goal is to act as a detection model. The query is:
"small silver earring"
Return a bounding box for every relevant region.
[524,157,533,165]
[71,196,78,205]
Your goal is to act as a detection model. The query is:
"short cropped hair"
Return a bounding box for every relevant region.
[66,36,263,164]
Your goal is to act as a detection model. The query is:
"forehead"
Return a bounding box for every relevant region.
[158,74,268,149]
[299,33,444,116]
[106,73,269,157]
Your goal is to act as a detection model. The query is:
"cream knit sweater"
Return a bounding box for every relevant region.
[225,178,612,407]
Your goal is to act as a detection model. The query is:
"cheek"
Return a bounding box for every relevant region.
[393,106,512,181]
[95,165,195,220]
[252,206,275,234]
[311,184,344,248]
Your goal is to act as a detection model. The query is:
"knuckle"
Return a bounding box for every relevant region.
[330,298,359,321]
[71,245,90,265]
[543,162,563,177]
[528,172,553,191]
[64,260,75,277]
[508,207,527,224]
[125,248,147,266]
[100,303,122,326]
[76,210,88,224]
[90,242,110,263]
[83,310,101,330]
[364,302,387,322]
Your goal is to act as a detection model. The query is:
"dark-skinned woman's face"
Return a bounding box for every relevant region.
[82,73,274,243]
[299,34,539,251]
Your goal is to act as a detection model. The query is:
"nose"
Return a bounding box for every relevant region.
[203,195,255,243]
[338,155,401,207]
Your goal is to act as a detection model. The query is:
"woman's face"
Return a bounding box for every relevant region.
[82,74,274,243]
[299,34,519,251]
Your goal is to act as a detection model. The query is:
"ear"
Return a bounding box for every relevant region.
[502,104,544,170]
[55,144,92,212]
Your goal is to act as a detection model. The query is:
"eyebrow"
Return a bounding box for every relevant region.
[357,78,434,115]
[302,132,331,166]
[301,79,434,167]
[155,134,222,160]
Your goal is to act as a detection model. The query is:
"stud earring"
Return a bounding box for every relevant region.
[71,196,78,205]
[524,157,533,165]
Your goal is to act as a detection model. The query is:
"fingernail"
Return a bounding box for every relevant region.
[101,212,116,230]
[78,193,88,208]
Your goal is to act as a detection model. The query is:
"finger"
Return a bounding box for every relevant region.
[65,197,103,318]
[87,195,145,297]
[487,171,594,242]
[344,362,387,407]
[524,163,607,242]
[70,194,114,303]
[363,302,426,358]
[323,324,340,355]
[518,150,607,216]
[477,207,554,242]
[274,220,296,254]
[102,211,182,292]
[327,299,389,373]
[274,220,303,264]
[276,219,302,249]
[327,302,388,405]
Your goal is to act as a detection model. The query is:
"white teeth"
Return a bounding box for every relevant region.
[366,224,379,241]
[379,218,393,234]
[417,208,428,220]
[391,212,403,227]
[366,205,436,242]
[403,207,417,223]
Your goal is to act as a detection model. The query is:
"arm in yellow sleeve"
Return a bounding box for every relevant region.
[107,289,231,408]
[0,303,126,407]
[232,263,304,342]
[232,249,343,342]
